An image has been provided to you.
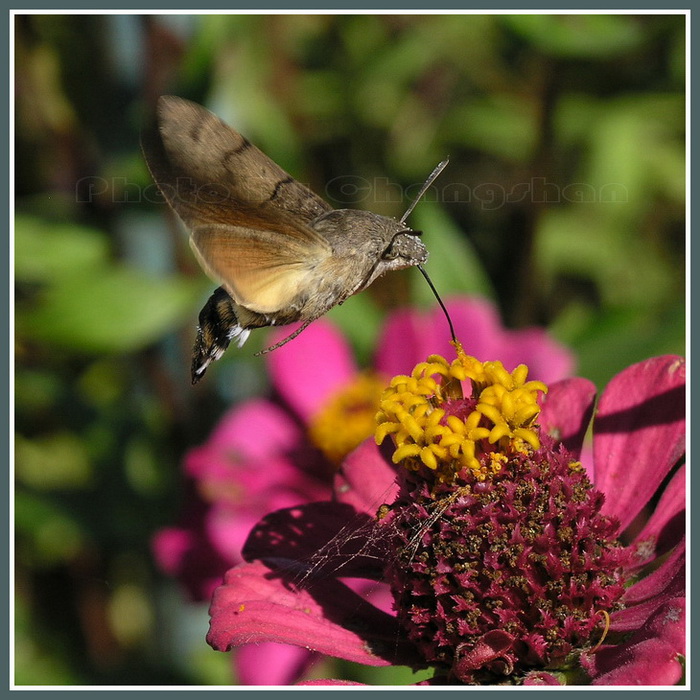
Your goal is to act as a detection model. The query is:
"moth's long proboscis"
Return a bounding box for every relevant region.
[418,264,457,345]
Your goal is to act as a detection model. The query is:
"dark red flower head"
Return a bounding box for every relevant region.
[206,350,685,686]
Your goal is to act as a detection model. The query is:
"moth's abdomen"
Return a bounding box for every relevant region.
[191,287,250,384]
[191,287,310,383]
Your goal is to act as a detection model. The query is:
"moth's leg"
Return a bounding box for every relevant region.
[252,285,360,356]
[254,320,313,356]
[252,290,345,355]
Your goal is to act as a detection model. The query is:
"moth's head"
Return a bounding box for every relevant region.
[314,209,428,269]
[366,219,428,291]
[370,213,428,275]
[380,226,428,266]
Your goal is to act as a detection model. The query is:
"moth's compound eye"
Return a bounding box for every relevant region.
[382,231,426,261]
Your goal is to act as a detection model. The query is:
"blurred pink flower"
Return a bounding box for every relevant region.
[153,297,575,684]
[207,355,685,686]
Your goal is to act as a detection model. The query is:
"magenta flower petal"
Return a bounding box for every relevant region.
[435,298,507,361]
[639,597,685,654]
[430,298,574,385]
[241,501,386,580]
[616,596,685,656]
[504,328,575,385]
[628,464,685,570]
[151,506,230,601]
[375,299,510,376]
[375,298,574,384]
[592,356,685,532]
[583,598,685,685]
[235,642,318,686]
[334,439,399,516]
[375,308,431,377]
[538,378,597,459]
[205,506,262,564]
[207,560,420,667]
[267,320,358,422]
[611,589,685,638]
[197,398,301,462]
[610,542,684,636]
[587,637,684,686]
[297,680,367,686]
[152,527,194,575]
[620,541,685,608]
[523,671,562,685]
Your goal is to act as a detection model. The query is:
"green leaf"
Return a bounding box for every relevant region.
[15,214,111,283]
[556,304,685,389]
[15,491,86,567]
[411,202,494,304]
[15,432,93,490]
[14,595,81,685]
[443,95,538,164]
[20,267,202,353]
[502,14,644,58]
[536,208,677,309]
[337,659,434,685]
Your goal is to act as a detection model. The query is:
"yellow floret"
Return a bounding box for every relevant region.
[374,346,548,481]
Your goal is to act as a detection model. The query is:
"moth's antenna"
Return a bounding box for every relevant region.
[418,264,457,345]
[400,158,449,225]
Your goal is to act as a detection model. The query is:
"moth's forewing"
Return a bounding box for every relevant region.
[141,96,333,311]
[142,95,332,231]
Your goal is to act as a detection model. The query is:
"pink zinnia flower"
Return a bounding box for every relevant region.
[154,297,574,684]
[207,353,685,686]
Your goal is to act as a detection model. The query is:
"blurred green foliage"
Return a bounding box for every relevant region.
[14,13,685,685]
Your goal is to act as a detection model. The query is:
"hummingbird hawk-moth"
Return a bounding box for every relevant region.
[142,96,449,384]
